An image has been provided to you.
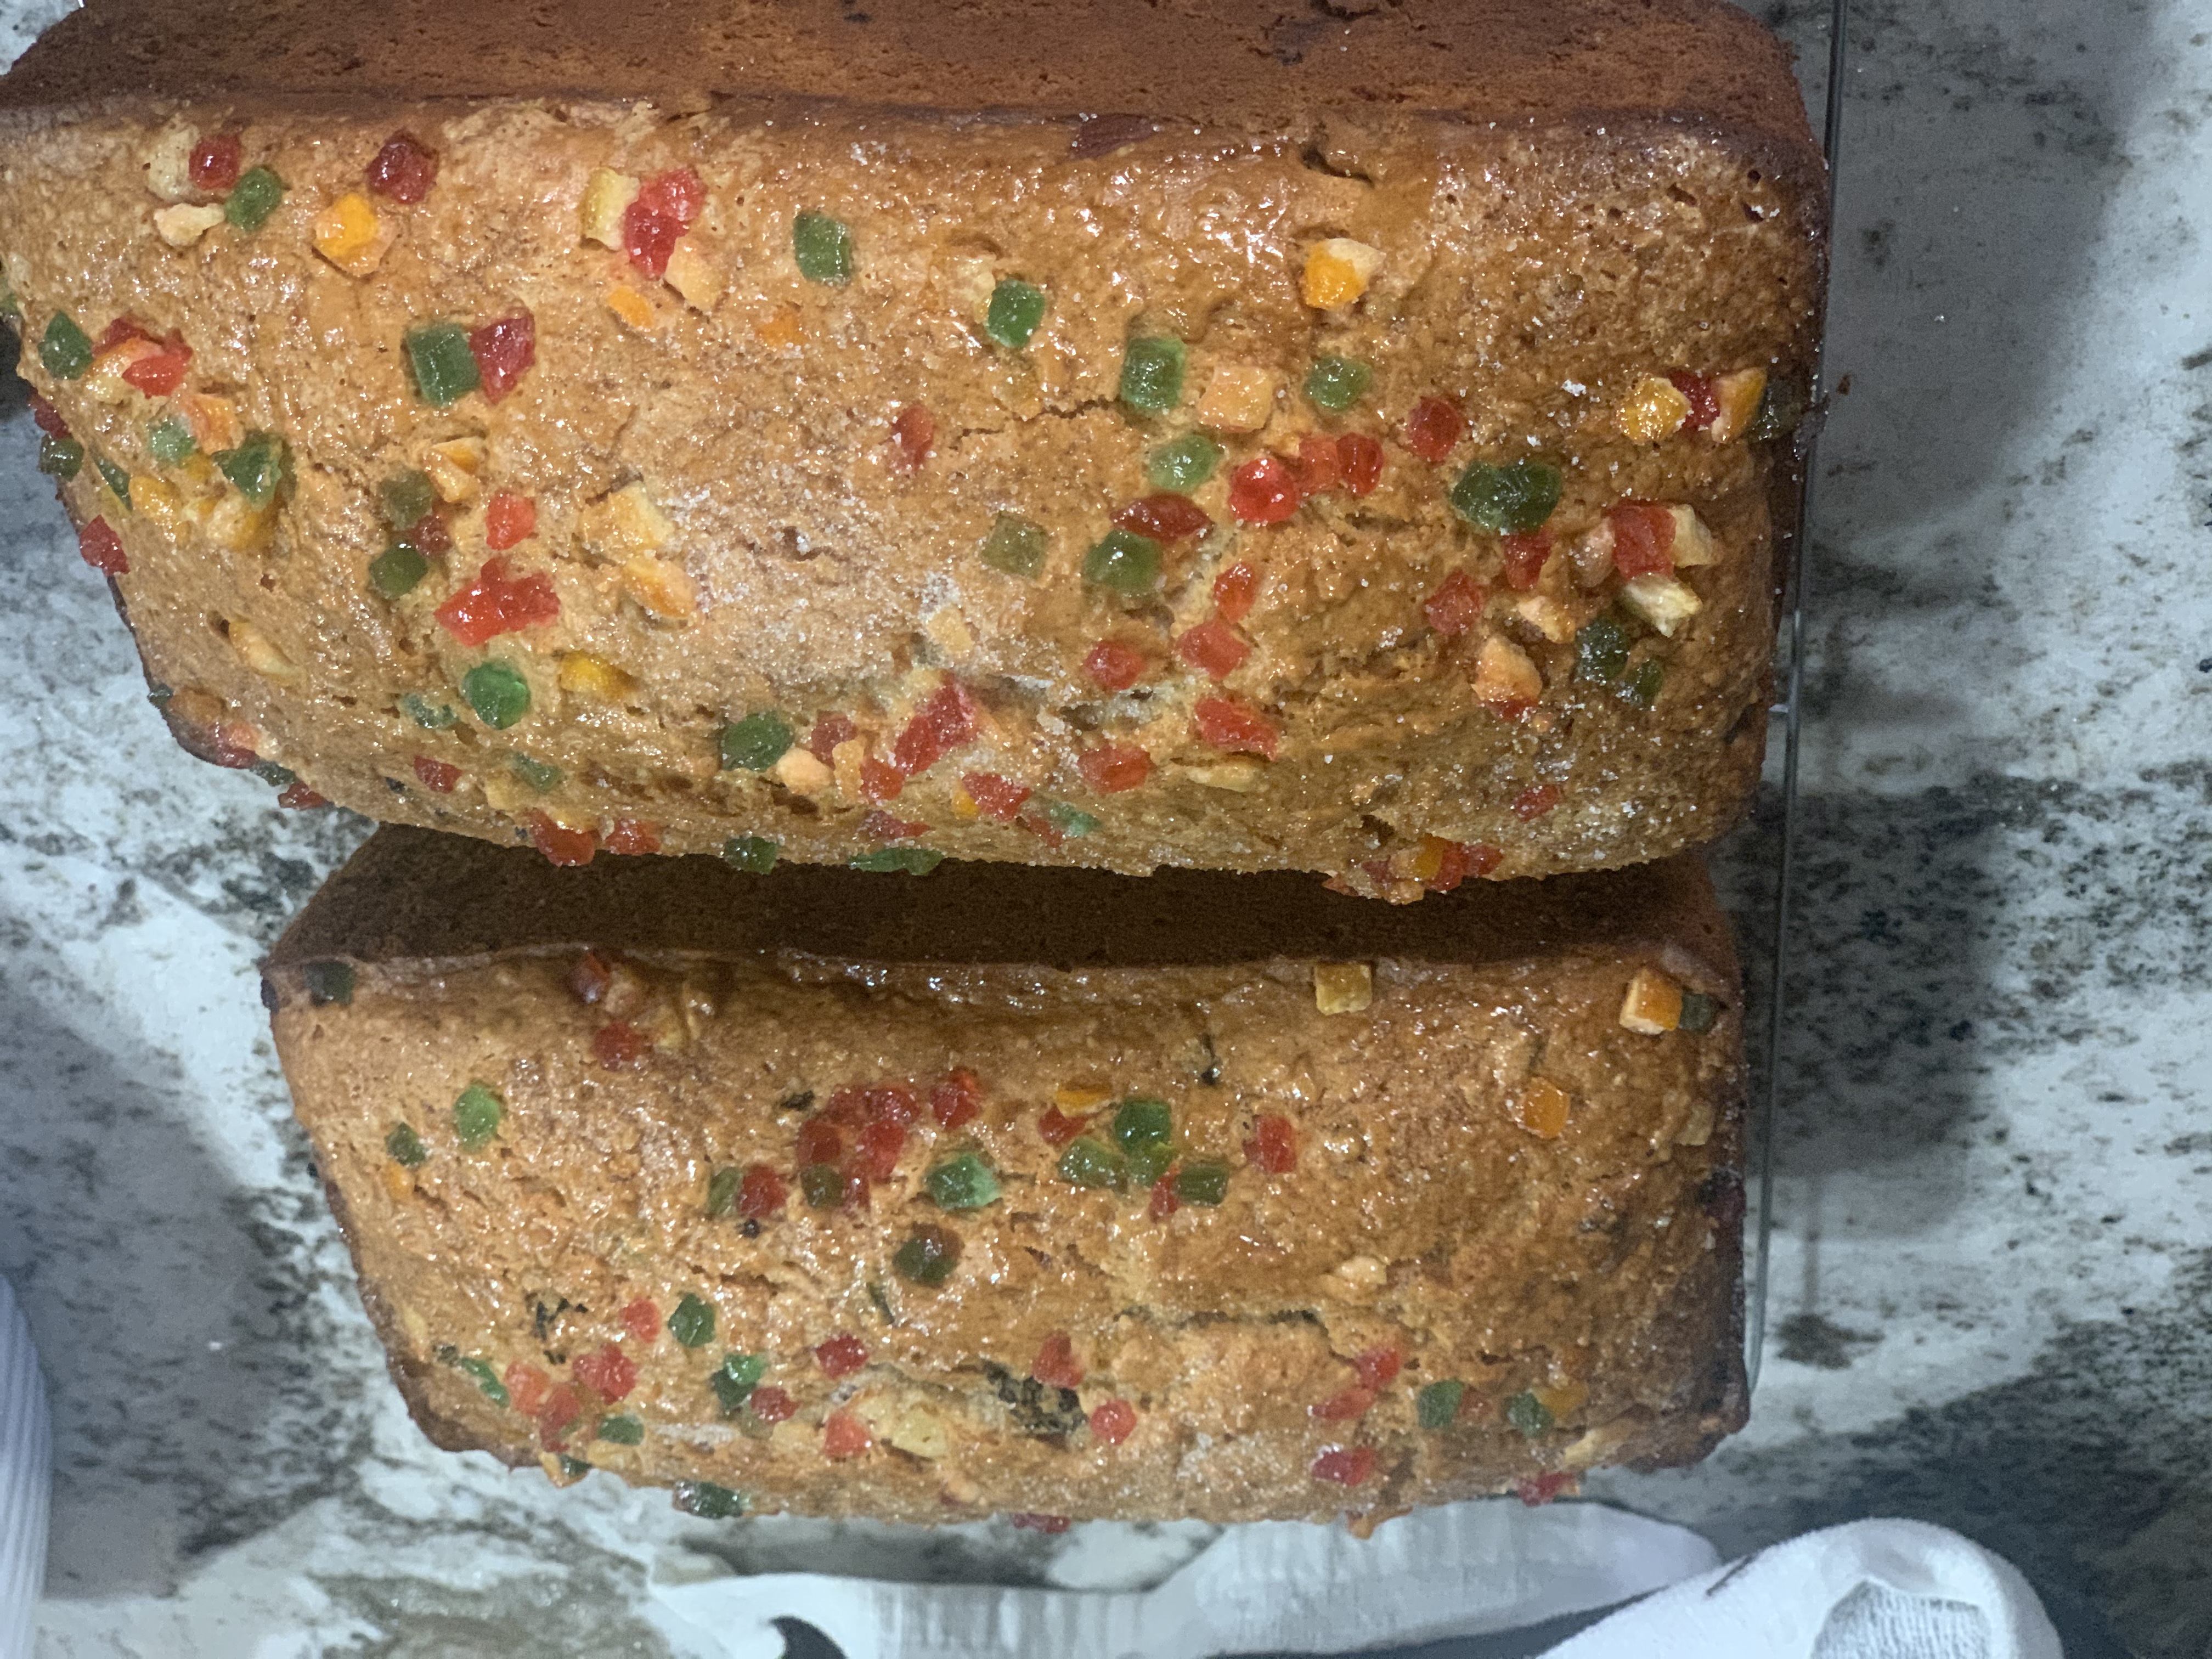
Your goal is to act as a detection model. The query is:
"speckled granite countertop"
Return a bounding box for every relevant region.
[0,1,2204,1655]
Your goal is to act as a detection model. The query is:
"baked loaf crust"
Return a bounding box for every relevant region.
[0,0,1822,888]
[267,826,1748,1523]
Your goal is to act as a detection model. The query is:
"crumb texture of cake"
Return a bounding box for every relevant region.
[0,0,1822,885]
[267,828,1748,1522]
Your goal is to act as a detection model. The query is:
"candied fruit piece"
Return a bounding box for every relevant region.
[469,313,536,404]
[1423,570,1485,639]
[1077,742,1151,794]
[1192,696,1277,759]
[1111,493,1210,543]
[1227,455,1300,526]
[1175,620,1249,681]
[1031,1333,1082,1390]
[367,132,438,202]
[815,1334,868,1378]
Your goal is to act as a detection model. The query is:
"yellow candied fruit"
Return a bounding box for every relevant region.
[1053,1081,1113,1113]
[1666,505,1718,568]
[1533,1379,1589,1420]
[605,283,657,330]
[1619,966,1685,1034]
[950,785,980,821]
[663,236,725,313]
[86,338,160,403]
[580,167,641,249]
[423,438,485,504]
[1179,756,1265,793]
[556,653,639,702]
[207,493,276,552]
[1620,573,1703,637]
[620,553,697,618]
[182,393,241,455]
[226,617,298,680]
[1313,962,1373,1014]
[143,125,198,202]
[153,202,227,249]
[1472,635,1543,708]
[380,1161,415,1204]
[1195,365,1280,433]
[1301,238,1384,310]
[926,606,975,659]
[754,305,803,350]
[596,482,674,554]
[130,475,181,532]
[311,192,393,277]
[1410,833,1456,883]
[1618,375,1692,443]
[772,746,833,797]
[1708,367,1769,444]
[1516,1079,1572,1139]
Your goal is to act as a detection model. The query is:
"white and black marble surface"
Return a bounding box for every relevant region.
[0,1,2205,1654]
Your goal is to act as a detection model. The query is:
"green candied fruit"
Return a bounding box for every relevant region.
[462,661,532,729]
[402,692,458,730]
[1417,1379,1466,1430]
[1057,1135,1126,1191]
[792,210,854,285]
[146,414,197,466]
[710,1351,768,1415]
[984,278,1047,349]
[1303,355,1373,412]
[215,430,292,509]
[378,469,438,531]
[705,1166,742,1217]
[456,1356,509,1406]
[94,454,131,508]
[225,165,285,232]
[668,1293,716,1350]
[510,753,562,793]
[1043,802,1101,838]
[368,543,430,600]
[1117,335,1186,414]
[556,1454,593,1480]
[1748,375,1807,443]
[385,1123,427,1168]
[39,312,92,380]
[404,320,481,407]
[1504,1389,1555,1440]
[1678,991,1722,1034]
[722,834,781,874]
[1448,460,1562,535]
[36,436,82,479]
[1172,1158,1230,1207]
[719,711,793,771]
[596,1413,645,1445]
[1147,431,1223,492]
[1111,1097,1173,1155]
[1619,658,1666,710]
[979,512,1048,579]
[673,1481,747,1520]
[303,960,354,1006]
[1082,528,1161,594]
[453,1082,504,1150]
[892,1224,961,1286]
[799,1163,843,1209]
[252,761,296,788]
[1126,1142,1175,1188]
[1575,615,1629,684]
[851,847,945,874]
[925,1152,1002,1211]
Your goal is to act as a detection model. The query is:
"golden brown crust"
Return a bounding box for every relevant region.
[270,830,1746,1522]
[0,1,1822,885]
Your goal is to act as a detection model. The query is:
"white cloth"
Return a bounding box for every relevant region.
[0,1276,50,1659]
[650,1510,2062,1659]
[1545,1519,2062,1659]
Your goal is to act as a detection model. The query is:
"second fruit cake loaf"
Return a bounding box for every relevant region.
[268,827,1748,1524]
[0,0,1824,888]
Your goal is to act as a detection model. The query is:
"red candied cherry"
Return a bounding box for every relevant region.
[637,166,706,225]
[961,771,1031,823]
[815,1334,868,1378]
[1031,1332,1083,1390]
[859,755,905,804]
[796,1119,843,1167]
[807,712,859,764]
[569,951,612,1006]
[537,1384,582,1449]
[411,755,461,794]
[1337,432,1384,496]
[1667,371,1720,431]
[1175,619,1248,681]
[1148,1180,1178,1220]
[1192,696,1278,759]
[1425,839,1502,892]
[484,491,537,551]
[1295,434,1341,496]
[930,1068,982,1130]
[749,1385,796,1424]
[890,403,934,471]
[860,808,928,842]
[467,312,536,405]
[1090,1398,1137,1446]
[121,335,192,397]
[620,1298,662,1344]
[737,1164,788,1219]
[1511,783,1561,821]
[890,681,978,777]
[1227,455,1301,526]
[1244,1114,1296,1173]
[29,397,66,437]
[858,1119,906,1182]
[593,1020,651,1070]
[189,133,242,195]
[1078,742,1151,794]
[435,556,560,646]
[1311,1385,1375,1421]
[1037,1107,1086,1146]
[1353,1347,1402,1390]
[1212,559,1261,625]
[366,132,438,203]
[1607,501,1677,578]
[526,811,597,867]
[1311,1446,1375,1486]
[1083,640,1147,692]
[1517,1471,1576,1506]
[1424,569,1485,639]
[78,517,127,576]
[1501,531,1553,590]
[504,1362,550,1415]
[571,1342,637,1403]
[1112,493,1210,543]
[276,782,328,810]
[603,819,662,856]
[1402,396,1464,462]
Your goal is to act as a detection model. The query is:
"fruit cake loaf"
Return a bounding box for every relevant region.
[267,826,1748,1523]
[0,0,1823,889]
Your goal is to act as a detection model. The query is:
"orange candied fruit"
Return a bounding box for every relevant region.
[603,819,662,856]
[484,490,537,551]
[537,1384,581,1449]
[504,1361,550,1415]
[822,1409,872,1459]
[1212,558,1261,625]
[526,811,597,867]
[1295,433,1341,496]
